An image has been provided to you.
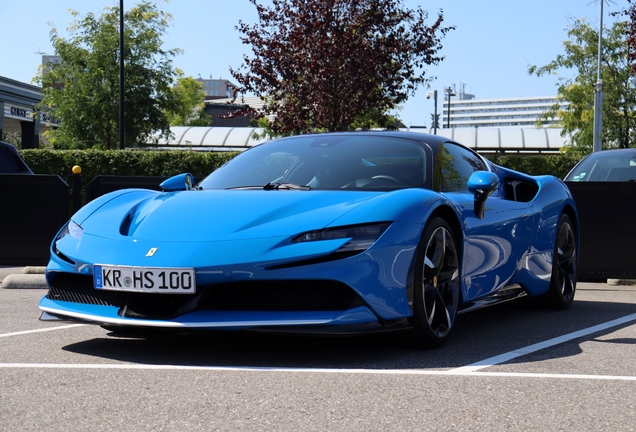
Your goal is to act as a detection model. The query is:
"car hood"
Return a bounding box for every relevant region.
[79,189,387,242]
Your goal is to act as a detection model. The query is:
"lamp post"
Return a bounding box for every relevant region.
[592,0,605,153]
[119,0,125,150]
[426,90,438,134]
[444,87,455,129]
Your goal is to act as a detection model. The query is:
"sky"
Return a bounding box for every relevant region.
[0,0,625,128]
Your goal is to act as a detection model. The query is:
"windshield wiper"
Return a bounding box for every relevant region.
[224,186,264,190]
[263,182,311,190]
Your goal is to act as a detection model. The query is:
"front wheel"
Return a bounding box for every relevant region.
[405,217,461,348]
[544,213,577,309]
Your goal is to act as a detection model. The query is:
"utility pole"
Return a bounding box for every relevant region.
[426,90,438,134]
[593,0,605,153]
[444,87,455,129]
[119,0,125,150]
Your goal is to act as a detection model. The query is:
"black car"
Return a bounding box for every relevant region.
[565,148,636,280]
[565,148,636,182]
[0,141,33,174]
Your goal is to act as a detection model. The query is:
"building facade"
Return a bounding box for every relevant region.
[442,95,568,128]
[0,76,53,148]
[196,78,238,100]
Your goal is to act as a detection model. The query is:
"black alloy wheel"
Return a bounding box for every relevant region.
[545,213,577,309]
[406,217,460,348]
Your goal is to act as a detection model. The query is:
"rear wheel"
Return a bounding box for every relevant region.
[544,213,577,309]
[405,217,460,348]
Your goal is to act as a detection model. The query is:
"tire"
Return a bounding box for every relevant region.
[405,217,461,348]
[544,213,577,309]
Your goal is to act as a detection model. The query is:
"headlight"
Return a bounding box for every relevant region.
[56,220,84,243]
[292,222,391,253]
[68,220,84,239]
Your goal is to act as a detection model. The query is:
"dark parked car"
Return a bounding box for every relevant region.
[565,148,636,182]
[565,148,636,280]
[0,141,33,174]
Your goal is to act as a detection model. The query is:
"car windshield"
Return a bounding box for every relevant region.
[198,134,430,191]
[567,149,636,182]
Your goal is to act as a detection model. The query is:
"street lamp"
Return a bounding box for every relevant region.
[444,87,455,129]
[592,0,606,153]
[426,90,438,134]
[119,0,125,150]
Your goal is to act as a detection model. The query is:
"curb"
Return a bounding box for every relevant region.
[2,273,47,289]
[607,279,636,287]
[23,266,46,274]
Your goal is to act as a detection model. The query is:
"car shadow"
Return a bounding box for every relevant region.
[61,299,636,370]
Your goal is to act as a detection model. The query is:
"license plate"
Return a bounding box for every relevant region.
[93,265,196,294]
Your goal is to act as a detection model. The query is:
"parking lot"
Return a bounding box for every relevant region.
[1,272,635,431]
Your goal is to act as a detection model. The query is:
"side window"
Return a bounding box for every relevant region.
[436,143,486,192]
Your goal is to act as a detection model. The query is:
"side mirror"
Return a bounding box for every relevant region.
[467,171,499,219]
[160,173,195,192]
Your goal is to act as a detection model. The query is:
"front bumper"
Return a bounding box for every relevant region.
[41,220,424,328]
[39,296,380,329]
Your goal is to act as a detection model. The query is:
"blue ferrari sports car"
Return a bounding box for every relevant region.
[40,131,578,347]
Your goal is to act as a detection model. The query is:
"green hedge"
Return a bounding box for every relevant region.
[19,149,581,189]
[20,149,239,190]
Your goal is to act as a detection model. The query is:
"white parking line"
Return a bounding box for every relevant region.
[0,324,86,338]
[1,313,635,381]
[0,363,633,381]
[451,312,636,373]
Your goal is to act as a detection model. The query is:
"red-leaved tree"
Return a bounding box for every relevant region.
[230,0,453,135]
[616,0,636,74]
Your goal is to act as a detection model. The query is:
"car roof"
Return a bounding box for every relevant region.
[580,148,636,164]
[0,141,33,174]
[269,130,455,155]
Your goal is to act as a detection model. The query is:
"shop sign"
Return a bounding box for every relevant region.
[5,104,34,121]
[41,112,60,126]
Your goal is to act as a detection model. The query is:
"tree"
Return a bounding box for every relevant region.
[169,70,212,127]
[1,132,22,148]
[349,108,404,130]
[230,0,453,135]
[528,18,636,154]
[35,1,185,149]
[617,0,636,73]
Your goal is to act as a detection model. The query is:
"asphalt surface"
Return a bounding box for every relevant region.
[1,267,636,431]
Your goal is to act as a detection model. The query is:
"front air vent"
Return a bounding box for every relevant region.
[119,208,136,236]
[53,246,76,265]
[46,273,369,320]
[197,280,365,311]
[47,272,129,307]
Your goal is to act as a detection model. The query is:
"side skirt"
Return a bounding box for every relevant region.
[458,284,526,314]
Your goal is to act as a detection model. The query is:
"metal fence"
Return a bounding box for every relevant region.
[565,182,636,281]
[0,174,69,265]
[2,174,634,282]
[0,174,179,265]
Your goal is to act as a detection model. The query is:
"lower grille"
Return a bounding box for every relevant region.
[47,273,129,307]
[197,280,365,311]
[46,272,367,319]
